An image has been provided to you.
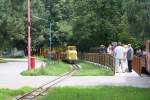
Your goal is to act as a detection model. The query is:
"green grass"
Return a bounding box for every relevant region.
[74,60,113,76]
[0,58,7,63]
[0,56,25,58]
[21,61,70,76]
[40,86,150,100]
[21,60,113,76]
[36,56,48,62]
[0,87,32,100]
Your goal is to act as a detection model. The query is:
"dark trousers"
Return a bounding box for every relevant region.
[128,60,132,72]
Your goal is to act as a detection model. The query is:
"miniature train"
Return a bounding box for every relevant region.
[62,46,78,63]
[38,45,78,63]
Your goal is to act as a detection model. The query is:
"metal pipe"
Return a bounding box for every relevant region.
[28,0,31,70]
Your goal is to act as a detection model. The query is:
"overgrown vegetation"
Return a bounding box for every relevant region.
[0,87,32,100]
[40,86,150,100]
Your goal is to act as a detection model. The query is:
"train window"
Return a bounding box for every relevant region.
[67,46,76,50]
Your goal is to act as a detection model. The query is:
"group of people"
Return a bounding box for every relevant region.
[99,42,134,73]
[113,42,134,73]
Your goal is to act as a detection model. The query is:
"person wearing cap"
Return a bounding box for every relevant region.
[127,44,134,72]
[99,45,106,54]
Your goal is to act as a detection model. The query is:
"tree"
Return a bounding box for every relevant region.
[72,0,126,51]
[0,0,22,50]
[42,0,75,47]
[0,0,149,52]
[127,0,150,39]
[124,0,150,48]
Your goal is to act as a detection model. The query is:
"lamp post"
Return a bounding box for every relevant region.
[32,16,52,64]
[49,22,52,64]
[27,0,31,70]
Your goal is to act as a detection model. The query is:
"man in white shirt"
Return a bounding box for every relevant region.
[114,42,125,73]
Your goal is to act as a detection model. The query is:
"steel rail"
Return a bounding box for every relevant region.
[16,64,79,100]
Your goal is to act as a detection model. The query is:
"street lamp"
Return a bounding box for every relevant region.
[32,15,52,64]
[49,22,52,64]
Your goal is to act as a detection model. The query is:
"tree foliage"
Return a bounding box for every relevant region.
[0,0,149,51]
[72,0,126,51]
[127,0,150,40]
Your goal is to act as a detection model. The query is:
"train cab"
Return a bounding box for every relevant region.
[65,46,78,63]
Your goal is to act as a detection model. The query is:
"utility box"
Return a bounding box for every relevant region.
[31,57,36,70]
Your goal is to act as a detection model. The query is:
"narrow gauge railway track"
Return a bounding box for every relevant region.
[16,64,79,100]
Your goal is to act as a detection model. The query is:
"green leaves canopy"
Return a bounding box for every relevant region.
[0,0,149,51]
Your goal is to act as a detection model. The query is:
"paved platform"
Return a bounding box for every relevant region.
[115,71,139,77]
[0,59,150,89]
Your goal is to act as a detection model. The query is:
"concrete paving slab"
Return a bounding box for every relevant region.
[115,70,139,77]
[57,76,150,88]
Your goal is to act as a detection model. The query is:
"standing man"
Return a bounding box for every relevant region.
[146,52,150,73]
[127,44,134,72]
[114,42,125,73]
[146,40,150,73]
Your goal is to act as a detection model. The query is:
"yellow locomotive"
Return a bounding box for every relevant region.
[60,46,78,63]
[40,46,78,63]
[64,46,78,63]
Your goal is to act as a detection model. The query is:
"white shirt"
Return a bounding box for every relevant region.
[114,46,125,59]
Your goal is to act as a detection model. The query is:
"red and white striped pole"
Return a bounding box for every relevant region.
[28,0,31,70]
